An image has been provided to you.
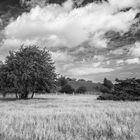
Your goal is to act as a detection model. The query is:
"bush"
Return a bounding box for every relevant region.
[103,78,114,90]
[99,85,111,94]
[76,86,87,94]
[97,78,140,101]
[59,84,75,94]
[97,93,140,101]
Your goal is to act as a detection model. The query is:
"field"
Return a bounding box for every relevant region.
[0,94,140,140]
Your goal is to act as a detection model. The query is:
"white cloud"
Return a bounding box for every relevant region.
[116,59,124,64]
[129,42,140,57]
[4,0,137,50]
[51,51,74,62]
[67,67,114,76]
[62,0,74,11]
[109,0,140,10]
[92,62,101,67]
[125,58,140,64]
[0,38,37,60]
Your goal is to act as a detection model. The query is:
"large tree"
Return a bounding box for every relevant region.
[0,45,57,99]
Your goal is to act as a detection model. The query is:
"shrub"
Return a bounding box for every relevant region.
[76,86,87,94]
[99,85,111,94]
[59,84,75,94]
[97,78,140,101]
[103,78,114,90]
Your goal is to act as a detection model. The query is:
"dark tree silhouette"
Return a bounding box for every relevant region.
[59,84,75,94]
[57,76,68,87]
[0,45,57,99]
[98,78,140,101]
[103,78,114,91]
[76,86,87,94]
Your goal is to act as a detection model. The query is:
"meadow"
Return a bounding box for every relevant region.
[0,94,140,140]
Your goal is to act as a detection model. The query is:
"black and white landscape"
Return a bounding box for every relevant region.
[0,0,140,140]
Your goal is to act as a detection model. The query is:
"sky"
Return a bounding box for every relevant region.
[0,0,140,82]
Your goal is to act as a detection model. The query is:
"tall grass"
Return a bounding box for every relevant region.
[0,94,139,140]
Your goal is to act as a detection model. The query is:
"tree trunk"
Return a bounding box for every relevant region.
[31,92,35,99]
[15,92,19,99]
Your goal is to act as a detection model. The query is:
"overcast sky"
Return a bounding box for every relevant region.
[0,0,140,82]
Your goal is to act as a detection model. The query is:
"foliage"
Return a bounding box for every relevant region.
[0,45,57,99]
[98,78,140,101]
[68,78,102,93]
[59,84,75,94]
[57,76,68,87]
[99,85,111,94]
[76,86,87,94]
[103,78,114,90]
[114,78,140,97]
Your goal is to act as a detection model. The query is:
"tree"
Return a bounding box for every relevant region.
[57,76,68,87]
[76,86,87,94]
[59,84,75,94]
[103,78,114,91]
[114,78,140,96]
[0,45,57,99]
[97,78,140,101]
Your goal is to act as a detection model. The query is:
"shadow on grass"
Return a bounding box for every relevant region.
[0,97,57,102]
[0,98,18,101]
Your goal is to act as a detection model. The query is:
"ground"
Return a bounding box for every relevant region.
[0,94,140,140]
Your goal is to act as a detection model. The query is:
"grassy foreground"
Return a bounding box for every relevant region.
[0,94,140,140]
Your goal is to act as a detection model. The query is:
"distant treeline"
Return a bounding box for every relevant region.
[56,76,103,94]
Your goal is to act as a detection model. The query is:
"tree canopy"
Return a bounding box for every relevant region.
[0,45,57,99]
[98,78,140,101]
[76,86,87,94]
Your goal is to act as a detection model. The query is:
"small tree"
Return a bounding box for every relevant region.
[76,86,87,94]
[57,76,68,87]
[103,78,114,91]
[0,45,57,99]
[59,84,75,94]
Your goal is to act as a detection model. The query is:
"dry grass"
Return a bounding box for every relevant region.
[0,94,139,140]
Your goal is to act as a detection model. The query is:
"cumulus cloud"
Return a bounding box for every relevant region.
[4,0,138,49]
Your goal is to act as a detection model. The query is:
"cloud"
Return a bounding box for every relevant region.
[116,60,124,65]
[0,38,37,61]
[129,42,140,57]
[67,66,114,76]
[110,48,124,55]
[4,0,137,49]
[125,58,140,64]
[51,51,74,63]
[109,0,140,10]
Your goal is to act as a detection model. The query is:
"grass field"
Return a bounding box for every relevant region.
[0,94,140,140]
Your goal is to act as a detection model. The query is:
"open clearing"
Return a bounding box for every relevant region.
[0,94,140,140]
